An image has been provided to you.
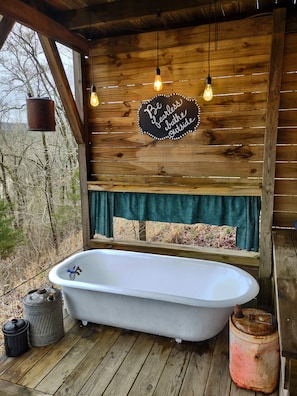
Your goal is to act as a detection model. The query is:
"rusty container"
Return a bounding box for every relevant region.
[229,307,280,394]
[26,97,55,131]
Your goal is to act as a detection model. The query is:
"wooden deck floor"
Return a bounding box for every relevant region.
[0,315,279,396]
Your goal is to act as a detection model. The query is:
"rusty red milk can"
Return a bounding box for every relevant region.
[229,306,280,394]
[26,96,55,132]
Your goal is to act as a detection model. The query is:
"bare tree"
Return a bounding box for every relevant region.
[0,24,80,255]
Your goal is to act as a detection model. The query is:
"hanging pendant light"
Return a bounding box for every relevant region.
[203,2,213,102]
[154,30,163,92]
[203,76,213,102]
[89,53,99,107]
[88,16,99,107]
[154,66,162,92]
[90,84,99,107]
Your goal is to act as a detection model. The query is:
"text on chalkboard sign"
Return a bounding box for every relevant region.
[138,93,200,140]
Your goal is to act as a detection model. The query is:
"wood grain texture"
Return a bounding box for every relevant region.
[86,14,272,198]
[0,312,280,396]
[273,230,297,358]
[0,1,89,54]
[259,8,286,280]
[273,230,297,395]
[84,12,297,234]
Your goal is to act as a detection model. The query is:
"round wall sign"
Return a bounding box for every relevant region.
[138,93,200,140]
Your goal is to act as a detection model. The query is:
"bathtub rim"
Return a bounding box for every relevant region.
[49,249,259,309]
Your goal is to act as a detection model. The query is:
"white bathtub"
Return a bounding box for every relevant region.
[49,249,259,342]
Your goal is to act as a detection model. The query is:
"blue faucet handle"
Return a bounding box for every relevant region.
[67,265,82,275]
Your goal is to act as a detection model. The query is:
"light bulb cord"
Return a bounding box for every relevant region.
[156,10,161,70]
[89,12,95,87]
[156,30,159,69]
[207,0,218,77]
[90,52,95,85]
[207,2,211,77]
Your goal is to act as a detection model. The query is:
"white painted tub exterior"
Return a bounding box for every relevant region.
[49,249,259,342]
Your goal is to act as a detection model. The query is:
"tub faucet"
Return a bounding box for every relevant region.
[67,265,82,280]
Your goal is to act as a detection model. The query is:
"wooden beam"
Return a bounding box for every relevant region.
[0,1,89,54]
[259,8,286,281]
[89,238,260,269]
[78,143,90,249]
[0,16,14,50]
[38,35,84,145]
[87,178,262,196]
[73,51,91,249]
[58,0,229,30]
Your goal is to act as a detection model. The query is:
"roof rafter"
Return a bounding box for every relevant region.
[56,0,227,30]
[0,16,15,50]
[0,0,89,54]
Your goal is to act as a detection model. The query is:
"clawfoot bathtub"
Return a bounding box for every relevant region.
[49,249,259,342]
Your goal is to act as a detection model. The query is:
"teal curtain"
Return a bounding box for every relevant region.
[90,192,261,251]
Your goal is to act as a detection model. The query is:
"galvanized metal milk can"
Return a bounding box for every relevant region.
[229,306,280,394]
[2,318,29,357]
[23,287,64,347]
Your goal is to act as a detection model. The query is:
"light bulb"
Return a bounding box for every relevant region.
[90,85,99,107]
[203,76,213,102]
[154,67,163,92]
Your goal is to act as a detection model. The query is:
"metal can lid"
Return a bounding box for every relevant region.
[2,318,28,334]
[232,307,277,336]
[23,287,60,305]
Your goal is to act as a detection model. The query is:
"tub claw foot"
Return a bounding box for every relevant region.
[81,320,88,326]
[175,338,182,343]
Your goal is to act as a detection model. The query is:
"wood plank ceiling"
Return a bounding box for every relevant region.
[0,0,296,54]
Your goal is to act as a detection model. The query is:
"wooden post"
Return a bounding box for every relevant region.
[38,35,85,145]
[259,8,286,302]
[73,51,91,250]
[78,144,90,250]
[0,16,14,50]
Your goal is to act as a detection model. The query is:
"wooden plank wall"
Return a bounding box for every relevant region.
[274,31,297,229]
[86,15,273,197]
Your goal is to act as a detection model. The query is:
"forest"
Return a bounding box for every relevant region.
[0,24,82,330]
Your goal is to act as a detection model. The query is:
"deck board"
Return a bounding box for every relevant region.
[0,379,51,395]
[128,336,173,396]
[0,316,279,396]
[102,332,156,395]
[205,326,232,395]
[35,326,102,394]
[78,329,139,396]
[18,324,87,389]
[55,326,122,396]
[179,337,216,395]
[152,341,192,396]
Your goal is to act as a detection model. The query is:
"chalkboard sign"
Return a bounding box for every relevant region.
[138,93,200,140]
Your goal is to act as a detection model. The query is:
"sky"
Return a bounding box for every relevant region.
[0,23,74,124]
